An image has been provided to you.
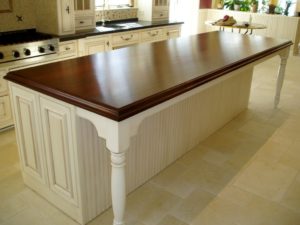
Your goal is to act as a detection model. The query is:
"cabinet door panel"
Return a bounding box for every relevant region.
[40,97,78,206]
[60,0,75,34]
[0,70,8,96]
[85,37,109,55]
[0,95,13,129]
[10,86,47,183]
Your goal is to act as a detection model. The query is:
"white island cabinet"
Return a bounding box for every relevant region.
[5,32,292,225]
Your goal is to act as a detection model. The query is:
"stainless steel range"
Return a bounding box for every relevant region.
[0,29,60,131]
[0,29,58,64]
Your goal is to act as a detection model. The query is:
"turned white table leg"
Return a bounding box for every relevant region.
[274,51,289,108]
[111,152,126,225]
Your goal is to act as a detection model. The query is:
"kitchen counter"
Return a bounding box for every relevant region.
[59,19,184,42]
[4,32,292,225]
[6,32,292,121]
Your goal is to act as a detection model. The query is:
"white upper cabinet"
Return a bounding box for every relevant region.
[74,0,96,30]
[35,0,75,35]
[138,0,170,21]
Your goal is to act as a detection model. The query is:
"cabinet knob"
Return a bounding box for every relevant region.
[66,6,70,14]
[106,41,110,47]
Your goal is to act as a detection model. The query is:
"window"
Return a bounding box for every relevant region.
[95,0,132,8]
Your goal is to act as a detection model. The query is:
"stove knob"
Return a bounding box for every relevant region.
[48,45,55,52]
[38,47,45,53]
[0,52,3,60]
[24,48,31,56]
[12,50,20,58]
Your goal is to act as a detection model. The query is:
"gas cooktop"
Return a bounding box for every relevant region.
[0,29,58,64]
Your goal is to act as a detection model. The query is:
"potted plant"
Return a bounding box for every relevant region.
[224,0,235,10]
[234,0,242,10]
[250,0,258,12]
[240,0,251,11]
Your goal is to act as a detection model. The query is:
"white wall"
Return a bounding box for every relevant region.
[170,0,200,36]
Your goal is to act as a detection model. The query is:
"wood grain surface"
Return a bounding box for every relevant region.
[5,31,292,121]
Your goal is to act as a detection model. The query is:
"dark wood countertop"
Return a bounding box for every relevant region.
[5,31,292,121]
[59,20,184,42]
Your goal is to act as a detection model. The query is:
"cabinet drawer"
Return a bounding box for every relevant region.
[112,32,139,46]
[153,10,169,20]
[58,41,77,57]
[141,28,165,42]
[84,36,110,55]
[167,29,180,39]
[0,71,8,96]
[75,17,94,29]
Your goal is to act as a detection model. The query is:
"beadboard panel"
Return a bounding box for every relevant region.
[77,67,253,222]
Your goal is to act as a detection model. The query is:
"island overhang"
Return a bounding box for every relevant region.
[4,31,292,121]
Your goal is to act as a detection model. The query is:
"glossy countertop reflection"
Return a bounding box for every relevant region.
[59,20,184,42]
[5,31,292,121]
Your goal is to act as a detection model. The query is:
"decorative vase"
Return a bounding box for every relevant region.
[268,4,276,13]
[251,4,258,12]
[234,4,240,10]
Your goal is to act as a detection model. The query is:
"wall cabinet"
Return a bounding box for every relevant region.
[35,0,75,35]
[138,0,170,21]
[74,0,95,30]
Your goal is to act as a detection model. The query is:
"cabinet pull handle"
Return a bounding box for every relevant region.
[167,32,170,36]
[107,41,110,46]
[121,34,133,41]
[148,31,159,37]
[80,21,84,24]
[66,6,70,14]
[65,47,71,50]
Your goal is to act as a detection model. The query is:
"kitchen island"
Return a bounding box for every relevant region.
[5,31,292,225]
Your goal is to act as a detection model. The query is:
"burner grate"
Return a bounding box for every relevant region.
[0,29,54,46]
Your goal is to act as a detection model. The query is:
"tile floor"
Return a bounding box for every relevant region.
[0,54,300,225]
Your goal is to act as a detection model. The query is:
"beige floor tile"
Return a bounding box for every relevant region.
[190,197,240,225]
[238,120,277,140]
[254,139,288,163]
[233,159,298,201]
[0,129,16,148]
[170,188,215,224]
[1,207,52,225]
[125,183,181,225]
[180,160,237,195]
[280,174,300,214]
[151,162,197,199]
[156,215,188,225]
[279,141,300,171]
[0,195,27,222]
[0,172,25,203]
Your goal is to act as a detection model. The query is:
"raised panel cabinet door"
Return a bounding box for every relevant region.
[40,97,79,206]
[59,0,75,34]
[0,70,8,96]
[0,95,13,129]
[10,86,47,183]
[85,37,110,55]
